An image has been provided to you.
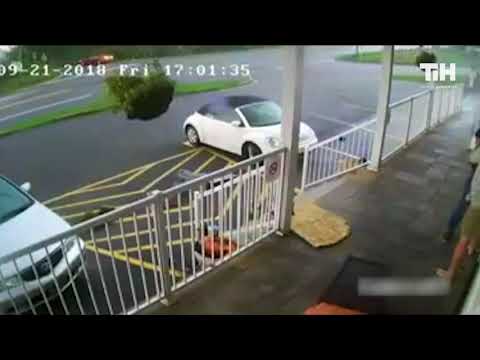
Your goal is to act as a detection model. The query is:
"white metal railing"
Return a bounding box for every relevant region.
[381,89,432,160]
[301,84,464,189]
[302,119,375,189]
[382,85,463,160]
[0,149,286,315]
[161,148,285,293]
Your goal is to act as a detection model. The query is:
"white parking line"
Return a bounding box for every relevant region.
[0,90,71,111]
[342,101,376,113]
[0,93,93,123]
[0,88,44,104]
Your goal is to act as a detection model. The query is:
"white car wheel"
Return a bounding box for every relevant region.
[186,126,200,146]
[242,142,262,159]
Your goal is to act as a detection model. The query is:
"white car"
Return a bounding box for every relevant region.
[183,96,318,158]
[0,175,85,314]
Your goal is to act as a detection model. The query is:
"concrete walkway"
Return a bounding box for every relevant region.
[144,108,477,315]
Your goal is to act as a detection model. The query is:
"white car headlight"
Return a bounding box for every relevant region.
[301,128,316,142]
[64,236,77,253]
[0,274,21,292]
[266,137,281,148]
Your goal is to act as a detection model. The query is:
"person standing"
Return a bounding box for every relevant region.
[437,156,480,282]
[442,129,480,242]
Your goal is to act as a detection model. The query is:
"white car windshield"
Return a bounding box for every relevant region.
[240,101,282,127]
[0,177,33,225]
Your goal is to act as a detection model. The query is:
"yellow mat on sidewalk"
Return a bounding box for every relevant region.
[292,198,351,248]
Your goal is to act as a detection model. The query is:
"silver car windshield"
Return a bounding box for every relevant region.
[0,177,34,225]
[239,101,282,127]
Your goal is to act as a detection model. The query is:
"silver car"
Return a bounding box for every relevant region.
[0,175,85,314]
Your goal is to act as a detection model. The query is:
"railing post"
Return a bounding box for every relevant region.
[440,87,446,122]
[425,88,435,131]
[437,87,442,124]
[455,86,462,113]
[460,86,465,112]
[152,191,173,305]
[447,88,452,118]
[368,45,394,172]
[404,97,414,146]
[301,144,309,190]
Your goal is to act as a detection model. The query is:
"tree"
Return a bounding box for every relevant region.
[415,50,437,69]
[105,67,175,121]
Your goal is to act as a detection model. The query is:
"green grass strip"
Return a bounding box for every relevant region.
[392,74,466,85]
[0,78,253,138]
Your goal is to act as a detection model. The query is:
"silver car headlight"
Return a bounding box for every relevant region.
[266,137,281,148]
[0,274,21,292]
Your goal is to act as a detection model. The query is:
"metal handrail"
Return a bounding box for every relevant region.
[306,118,376,152]
[389,88,432,109]
[0,148,287,266]
[0,193,158,265]
[163,147,286,196]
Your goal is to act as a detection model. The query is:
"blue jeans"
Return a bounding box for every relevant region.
[447,174,473,234]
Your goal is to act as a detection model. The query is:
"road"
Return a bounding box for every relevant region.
[0,46,427,203]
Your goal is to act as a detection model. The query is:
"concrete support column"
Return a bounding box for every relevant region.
[368,45,394,172]
[279,46,304,234]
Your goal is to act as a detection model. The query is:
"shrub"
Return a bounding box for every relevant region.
[105,70,175,121]
[415,50,437,69]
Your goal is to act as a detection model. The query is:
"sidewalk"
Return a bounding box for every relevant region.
[144,109,476,315]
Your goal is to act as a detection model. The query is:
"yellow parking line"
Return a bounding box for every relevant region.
[51,190,142,211]
[164,206,192,214]
[44,165,148,206]
[223,185,241,217]
[117,208,192,223]
[84,230,152,246]
[63,204,192,222]
[44,148,199,205]
[78,148,199,191]
[76,165,150,192]
[193,154,217,174]
[205,148,238,164]
[63,212,88,220]
[73,164,155,194]
[51,150,202,212]
[84,149,202,193]
[84,225,197,247]
[113,239,193,257]
[142,150,203,192]
[85,243,183,278]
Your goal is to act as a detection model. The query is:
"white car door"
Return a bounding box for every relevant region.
[203,110,245,155]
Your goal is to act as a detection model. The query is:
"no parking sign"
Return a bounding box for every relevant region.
[265,154,281,183]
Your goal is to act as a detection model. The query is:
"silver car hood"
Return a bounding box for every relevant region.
[0,202,70,276]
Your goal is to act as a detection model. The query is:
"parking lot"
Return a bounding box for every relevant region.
[44,144,239,224]
[1,46,429,315]
[17,145,239,314]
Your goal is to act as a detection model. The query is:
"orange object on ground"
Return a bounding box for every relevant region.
[304,302,365,315]
[202,236,238,258]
